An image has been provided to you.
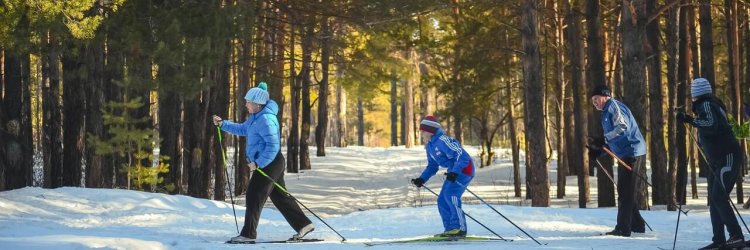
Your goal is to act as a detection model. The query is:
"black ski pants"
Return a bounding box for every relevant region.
[240,152,312,239]
[708,150,743,244]
[615,155,646,234]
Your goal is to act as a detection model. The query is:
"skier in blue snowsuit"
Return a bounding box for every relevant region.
[411,115,475,237]
[587,85,646,237]
[213,82,314,244]
[677,78,744,250]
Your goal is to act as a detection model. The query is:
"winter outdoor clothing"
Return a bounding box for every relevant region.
[689,96,741,166]
[685,91,744,245]
[594,96,647,236]
[241,152,312,239]
[220,100,280,169]
[220,89,312,240]
[419,129,475,181]
[613,155,646,235]
[589,85,611,98]
[245,82,270,104]
[691,78,713,98]
[411,178,425,188]
[600,98,647,159]
[420,115,442,134]
[418,128,475,233]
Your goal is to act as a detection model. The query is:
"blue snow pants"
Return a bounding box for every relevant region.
[437,172,473,232]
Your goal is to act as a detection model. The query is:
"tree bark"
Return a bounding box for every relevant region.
[666,3,681,211]
[42,31,64,188]
[620,0,650,209]
[565,0,589,207]
[315,17,332,156]
[725,0,744,204]
[62,43,86,187]
[287,15,300,173]
[299,21,314,170]
[85,37,106,188]
[508,79,522,198]
[391,79,398,146]
[357,96,365,146]
[646,0,669,205]
[522,0,550,207]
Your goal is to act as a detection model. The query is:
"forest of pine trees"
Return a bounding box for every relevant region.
[1,0,750,211]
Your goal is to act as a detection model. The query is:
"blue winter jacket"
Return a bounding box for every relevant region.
[600,98,647,159]
[419,129,474,181]
[221,100,281,168]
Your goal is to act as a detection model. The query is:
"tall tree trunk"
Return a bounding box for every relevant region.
[299,21,314,170]
[402,50,416,148]
[646,0,669,205]
[698,0,716,89]
[666,4,681,211]
[587,0,615,207]
[522,0,550,207]
[62,44,86,187]
[334,62,347,147]
[725,0,744,204]
[42,31,64,188]
[3,49,33,190]
[676,0,691,207]
[508,79,522,198]
[357,96,364,146]
[287,16,300,173]
[566,0,589,208]
[212,40,231,201]
[391,79,398,146]
[85,38,106,188]
[620,0,650,210]
[315,17,331,156]
[552,0,567,199]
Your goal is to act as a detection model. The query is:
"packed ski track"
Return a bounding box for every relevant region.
[0,146,741,249]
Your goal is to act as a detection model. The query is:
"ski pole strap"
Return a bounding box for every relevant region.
[256,168,290,194]
[601,147,632,171]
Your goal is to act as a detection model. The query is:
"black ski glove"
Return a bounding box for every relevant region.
[445,172,458,182]
[676,112,694,124]
[411,178,425,187]
[588,136,606,149]
[586,145,603,161]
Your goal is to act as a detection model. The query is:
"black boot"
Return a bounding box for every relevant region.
[603,229,630,237]
[723,235,745,249]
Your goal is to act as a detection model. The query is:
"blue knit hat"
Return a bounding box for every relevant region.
[691,78,712,98]
[245,82,269,104]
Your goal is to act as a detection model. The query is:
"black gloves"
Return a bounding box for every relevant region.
[587,145,602,161]
[676,112,694,124]
[445,172,458,182]
[411,178,425,187]
[588,136,606,149]
[586,136,607,160]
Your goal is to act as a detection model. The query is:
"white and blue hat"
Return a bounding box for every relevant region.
[245,82,269,105]
[691,78,712,98]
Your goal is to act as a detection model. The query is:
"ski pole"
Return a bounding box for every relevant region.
[592,157,658,231]
[671,202,683,250]
[216,126,240,234]
[601,147,653,187]
[453,181,544,245]
[255,168,347,242]
[685,125,750,235]
[419,185,510,241]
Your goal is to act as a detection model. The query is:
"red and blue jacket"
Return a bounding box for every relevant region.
[419,129,475,181]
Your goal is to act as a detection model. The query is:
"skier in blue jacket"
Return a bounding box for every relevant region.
[588,85,646,237]
[677,78,744,250]
[411,115,475,237]
[213,82,313,244]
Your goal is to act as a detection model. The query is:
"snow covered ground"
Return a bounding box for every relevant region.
[0,146,740,249]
